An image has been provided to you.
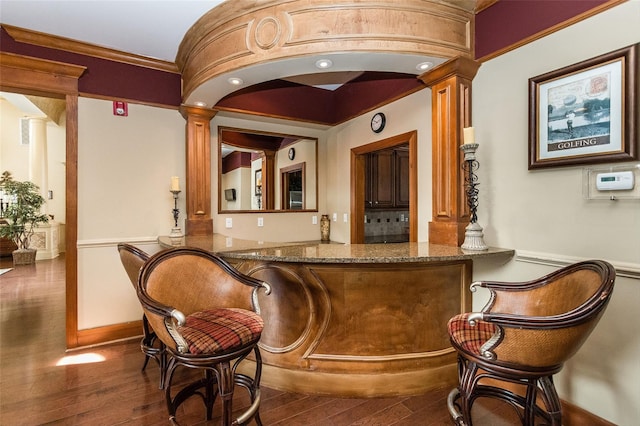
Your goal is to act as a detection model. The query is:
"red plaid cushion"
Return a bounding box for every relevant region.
[178,308,264,355]
[448,313,497,355]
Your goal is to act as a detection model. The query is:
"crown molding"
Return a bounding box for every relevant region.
[2,24,179,74]
[0,52,86,95]
[475,0,498,14]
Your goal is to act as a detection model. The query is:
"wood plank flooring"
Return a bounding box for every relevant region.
[0,255,517,425]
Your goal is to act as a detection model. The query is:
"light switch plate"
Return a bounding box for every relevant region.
[225,218,232,228]
[258,217,264,227]
[332,213,337,221]
[312,215,318,225]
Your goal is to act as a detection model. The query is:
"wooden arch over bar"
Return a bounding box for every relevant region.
[176,0,475,104]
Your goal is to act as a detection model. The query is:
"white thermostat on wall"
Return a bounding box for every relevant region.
[595,171,634,191]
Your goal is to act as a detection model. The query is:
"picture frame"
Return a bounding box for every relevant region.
[255,169,262,196]
[528,43,638,169]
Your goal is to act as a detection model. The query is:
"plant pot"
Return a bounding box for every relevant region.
[12,248,37,265]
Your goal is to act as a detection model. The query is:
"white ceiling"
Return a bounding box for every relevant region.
[0,0,226,62]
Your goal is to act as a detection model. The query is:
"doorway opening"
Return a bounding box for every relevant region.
[280,163,305,210]
[350,131,418,244]
[0,54,83,349]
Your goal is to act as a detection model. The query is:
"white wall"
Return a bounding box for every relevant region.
[46,111,67,225]
[472,2,640,423]
[77,98,184,329]
[221,166,249,210]
[0,98,30,179]
[274,138,317,209]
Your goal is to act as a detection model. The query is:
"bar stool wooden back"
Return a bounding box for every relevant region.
[137,247,271,426]
[117,243,167,388]
[447,260,615,426]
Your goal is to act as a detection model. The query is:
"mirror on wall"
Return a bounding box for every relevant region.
[218,127,318,212]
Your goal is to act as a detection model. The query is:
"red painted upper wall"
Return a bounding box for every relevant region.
[0,27,182,106]
[475,0,611,60]
[216,72,423,125]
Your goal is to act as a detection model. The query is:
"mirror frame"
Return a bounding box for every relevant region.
[218,126,318,213]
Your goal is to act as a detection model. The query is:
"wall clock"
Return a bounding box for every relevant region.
[288,147,295,160]
[371,112,386,133]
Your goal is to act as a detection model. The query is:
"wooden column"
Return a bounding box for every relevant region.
[262,150,276,210]
[179,106,217,236]
[419,56,480,246]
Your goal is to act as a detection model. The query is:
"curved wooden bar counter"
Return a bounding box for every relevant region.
[159,235,514,397]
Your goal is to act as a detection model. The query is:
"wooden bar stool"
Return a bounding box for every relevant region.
[447,260,615,426]
[118,243,167,389]
[136,247,271,426]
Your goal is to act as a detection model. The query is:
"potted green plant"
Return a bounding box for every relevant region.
[0,171,49,265]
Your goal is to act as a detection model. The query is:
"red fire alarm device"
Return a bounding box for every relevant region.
[113,101,128,116]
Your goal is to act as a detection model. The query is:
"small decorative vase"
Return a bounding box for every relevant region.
[320,214,330,242]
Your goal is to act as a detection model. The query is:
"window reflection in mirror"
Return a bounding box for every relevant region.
[218,127,317,212]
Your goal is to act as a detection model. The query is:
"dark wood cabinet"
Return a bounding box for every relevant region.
[395,148,410,208]
[365,146,409,209]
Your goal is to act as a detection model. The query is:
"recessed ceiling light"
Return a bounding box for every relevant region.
[194,101,207,107]
[416,61,434,71]
[228,77,244,85]
[315,59,333,69]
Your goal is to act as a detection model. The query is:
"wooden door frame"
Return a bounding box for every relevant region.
[280,163,305,210]
[350,131,417,244]
[0,52,84,348]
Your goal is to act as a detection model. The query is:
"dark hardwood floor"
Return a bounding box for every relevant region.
[0,255,517,425]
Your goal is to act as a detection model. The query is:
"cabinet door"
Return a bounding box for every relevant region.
[365,153,374,207]
[395,148,410,208]
[371,150,395,208]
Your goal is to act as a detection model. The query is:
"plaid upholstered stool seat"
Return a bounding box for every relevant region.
[137,248,271,426]
[446,261,615,426]
[448,313,499,359]
[177,308,264,355]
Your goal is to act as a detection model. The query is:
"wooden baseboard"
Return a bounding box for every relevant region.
[562,400,616,426]
[74,320,142,348]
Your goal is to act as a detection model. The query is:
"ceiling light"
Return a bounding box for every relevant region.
[416,61,434,71]
[194,101,207,107]
[228,77,244,85]
[315,59,333,69]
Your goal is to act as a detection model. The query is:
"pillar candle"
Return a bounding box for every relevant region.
[171,176,180,191]
[463,127,476,145]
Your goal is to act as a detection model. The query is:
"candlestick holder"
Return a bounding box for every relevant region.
[169,190,183,239]
[460,143,488,251]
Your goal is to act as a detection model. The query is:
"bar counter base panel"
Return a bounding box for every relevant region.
[239,361,458,397]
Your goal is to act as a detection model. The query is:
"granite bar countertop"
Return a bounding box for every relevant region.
[159,235,514,264]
